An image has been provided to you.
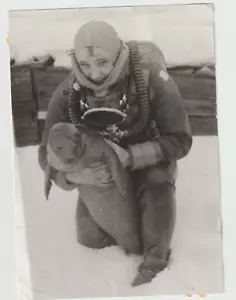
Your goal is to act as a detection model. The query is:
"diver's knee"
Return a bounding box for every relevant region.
[76,232,116,249]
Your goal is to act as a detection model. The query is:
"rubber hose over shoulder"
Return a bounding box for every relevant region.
[122,40,150,138]
[68,74,81,125]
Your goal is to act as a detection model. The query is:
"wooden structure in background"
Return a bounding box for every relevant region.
[10,58,217,147]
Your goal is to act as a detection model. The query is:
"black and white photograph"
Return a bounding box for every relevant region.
[9,3,224,299]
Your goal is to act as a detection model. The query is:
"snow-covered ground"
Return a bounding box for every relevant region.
[9,4,215,68]
[14,136,224,300]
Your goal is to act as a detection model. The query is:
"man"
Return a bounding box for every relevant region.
[38,20,193,286]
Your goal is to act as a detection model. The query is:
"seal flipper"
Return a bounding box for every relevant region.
[44,164,53,200]
[101,143,128,195]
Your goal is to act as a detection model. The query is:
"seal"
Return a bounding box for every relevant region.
[45,122,142,256]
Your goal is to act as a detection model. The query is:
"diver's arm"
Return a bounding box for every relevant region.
[127,63,193,170]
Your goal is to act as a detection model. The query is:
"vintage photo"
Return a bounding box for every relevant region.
[9,3,223,299]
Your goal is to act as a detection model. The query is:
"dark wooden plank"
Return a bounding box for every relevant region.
[184,97,217,117]
[38,119,45,141]
[11,101,39,147]
[11,102,38,129]
[169,72,216,99]
[13,115,38,131]
[10,66,33,102]
[13,127,39,147]
[189,116,218,136]
[33,67,70,110]
[13,136,39,148]
[168,66,215,78]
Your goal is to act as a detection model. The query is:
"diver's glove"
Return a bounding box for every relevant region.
[105,139,164,171]
[104,139,133,169]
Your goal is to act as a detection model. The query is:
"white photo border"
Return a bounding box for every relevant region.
[1,0,236,299]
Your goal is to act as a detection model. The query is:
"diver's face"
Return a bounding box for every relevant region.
[76,47,115,84]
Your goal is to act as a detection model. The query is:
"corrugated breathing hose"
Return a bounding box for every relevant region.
[68,74,81,125]
[121,40,149,138]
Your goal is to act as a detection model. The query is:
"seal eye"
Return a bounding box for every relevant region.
[56,146,63,151]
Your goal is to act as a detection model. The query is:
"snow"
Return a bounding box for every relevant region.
[14,136,224,300]
[9,4,215,68]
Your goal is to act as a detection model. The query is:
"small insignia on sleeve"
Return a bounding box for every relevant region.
[73,82,80,91]
[159,70,169,82]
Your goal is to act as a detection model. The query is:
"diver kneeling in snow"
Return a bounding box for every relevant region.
[38,20,193,286]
